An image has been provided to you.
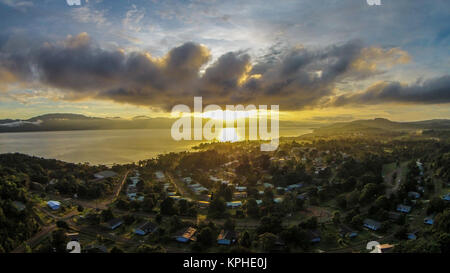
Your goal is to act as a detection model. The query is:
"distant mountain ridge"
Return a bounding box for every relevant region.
[0,113,176,133]
[1,113,449,134]
[310,117,450,137]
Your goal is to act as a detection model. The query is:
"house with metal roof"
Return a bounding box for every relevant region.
[397,204,412,213]
[134,221,158,236]
[217,230,238,245]
[47,200,61,210]
[424,215,435,225]
[176,227,197,243]
[106,218,123,230]
[363,218,382,231]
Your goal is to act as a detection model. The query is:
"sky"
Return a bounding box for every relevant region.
[0,0,449,123]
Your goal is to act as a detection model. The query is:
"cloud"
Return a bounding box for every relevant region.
[123,4,145,32]
[0,0,33,11]
[71,6,109,26]
[332,75,450,106]
[0,33,421,111]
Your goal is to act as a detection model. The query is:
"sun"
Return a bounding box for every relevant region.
[218,128,240,142]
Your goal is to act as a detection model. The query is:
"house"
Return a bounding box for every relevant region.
[134,221,158,236]
[308,230,321,243]
[235,186,247,192]
[273,197,283,204]
[297,193,309,200]
[189,183,201,188]
[106,218,123,230]
[339,225,358,238]
[198,201,210,208]
[176,227,197,243]
[416,161,424,176]
[155,171,165,180]
[388,211,402,221]
[233,192,247,199]
[363,218,381,231]
[182,177,192,184]
[407,232,417,240]
[12,201,26,212]
[286,183,303,191]
[397,204,412,213]
[66,232,79,241]
[94,170,117,179]
[217,230,238,245]
[408,192,421,199]
[442,193,450,201]
[226,201,242,208]
[424,215,435,225]
[377,244,395,253]
[47,200,61,210]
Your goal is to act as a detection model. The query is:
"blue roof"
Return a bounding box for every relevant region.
[47,201,61,209]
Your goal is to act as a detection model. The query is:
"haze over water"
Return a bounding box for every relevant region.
[0,128,311,165]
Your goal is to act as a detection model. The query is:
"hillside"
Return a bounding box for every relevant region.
[306,118,450,137]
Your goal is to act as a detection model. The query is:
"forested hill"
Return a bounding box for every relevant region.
[0,113,175,133]
[307,118,450,137]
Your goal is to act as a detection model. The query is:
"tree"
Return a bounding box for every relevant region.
[51,229,68,253]
[142,196,155,212]
[101,208,114,222]
[437,233,450,253]
[239,231,252,248]
[136,244,166,253]
[197,227,215,247]
[394,225,408,240]
[208,197,226,218]
[299,216,318,230]
[223,218,235,231]
[123,214,135,225]
[434,209,450,233]
[167,215,183,232]
[245,198,259,218]
[257,216,282,234]
[259,233,277,252]
[427,198,447,215]
[177,199,189,215]
[332,211,341,225]
[56,220,69,229]
[110,246,124,253]
[160,197,176,215]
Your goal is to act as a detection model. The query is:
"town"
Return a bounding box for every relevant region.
[1,131,449,253]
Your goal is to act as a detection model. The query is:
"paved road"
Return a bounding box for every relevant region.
[11,171,130,253]
[11,210,79,253]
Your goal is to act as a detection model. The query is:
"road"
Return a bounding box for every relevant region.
[68,170,130,210]
[11,210,79,253]
[11,171,130,253]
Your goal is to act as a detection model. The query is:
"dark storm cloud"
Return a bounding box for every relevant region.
[332,75,450,106]
[0,33,428,110]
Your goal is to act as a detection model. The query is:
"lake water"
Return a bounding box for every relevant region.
[0,128,312,165]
